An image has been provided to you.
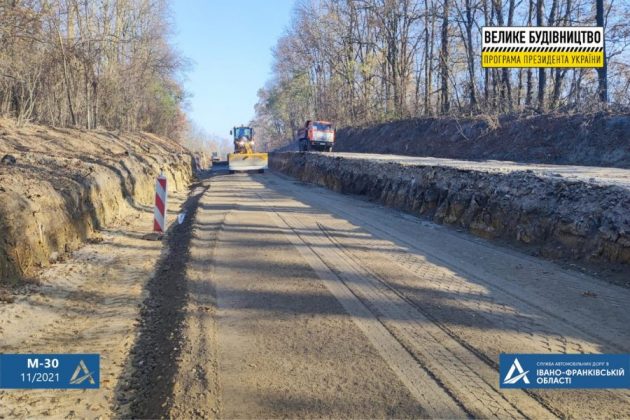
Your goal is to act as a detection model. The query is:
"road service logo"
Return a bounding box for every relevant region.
[503,358,530,385]
[69,360,96,385]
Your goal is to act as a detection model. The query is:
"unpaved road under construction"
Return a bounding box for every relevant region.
[134,166,630,418]
[2,165,630,418]
[322,152,630,189]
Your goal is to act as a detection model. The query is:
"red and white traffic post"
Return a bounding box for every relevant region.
[153,173,167,233]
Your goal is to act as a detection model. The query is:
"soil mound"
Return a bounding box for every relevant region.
[0,119,194,283]
[335,112,630,168]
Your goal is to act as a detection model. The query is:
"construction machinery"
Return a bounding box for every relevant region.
[227,126,268,173]
[297,120,335,152]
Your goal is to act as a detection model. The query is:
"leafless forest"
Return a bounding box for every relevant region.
[0,0,187,140]
[253,0,630,149]
[2,0,629,150]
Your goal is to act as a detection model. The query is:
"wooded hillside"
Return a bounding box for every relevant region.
[253,0,630,150]
[0,0,186,140]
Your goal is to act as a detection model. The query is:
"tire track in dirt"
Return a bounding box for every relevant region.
[262,173,630,418]
[271,175,630,355]
[118,181,209,418]
[265,196,552,418]
[258,192,470,418]
[317,222,562,418]
[333,200,630,355]
[318,217,630,417]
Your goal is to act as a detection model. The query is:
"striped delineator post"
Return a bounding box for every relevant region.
[153,173,167,233]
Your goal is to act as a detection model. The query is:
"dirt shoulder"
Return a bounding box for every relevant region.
[0,178,190,418]
[120,178,213,418]
[0,117,197,417]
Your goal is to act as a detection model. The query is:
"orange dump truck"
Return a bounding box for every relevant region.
[296,120,335,152]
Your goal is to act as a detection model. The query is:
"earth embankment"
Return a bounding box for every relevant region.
[0,119,195,283]
[270,152,630,269]
[334,112,630,168]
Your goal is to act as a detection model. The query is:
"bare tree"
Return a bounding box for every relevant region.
[596,0,607,102]
[252,0,630,147]
[536,0,546,111]
[0,0,188,140]
[440,0,450,113]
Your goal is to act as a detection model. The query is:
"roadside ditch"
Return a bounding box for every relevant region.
[0,124,197,284]
[270,152,630,278]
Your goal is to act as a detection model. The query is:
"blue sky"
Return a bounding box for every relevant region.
[172,0,295,139]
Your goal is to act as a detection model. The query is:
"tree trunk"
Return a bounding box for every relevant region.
[525,0,533,107]
[536,0,545,111]
[57,29,76,126]
[596,0,607,103]
[440,0,450,114]
[464,0,477,111]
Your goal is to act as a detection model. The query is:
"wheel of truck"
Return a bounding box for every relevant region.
[258,168,265,173]
[229,170,235,174]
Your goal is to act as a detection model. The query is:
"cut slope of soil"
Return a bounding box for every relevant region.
[335,112,630,168]
[0,118,194,283]
[270,152,630,276]
[0,182,191,418]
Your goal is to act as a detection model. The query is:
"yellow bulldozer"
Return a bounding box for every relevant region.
[228,126,268,173]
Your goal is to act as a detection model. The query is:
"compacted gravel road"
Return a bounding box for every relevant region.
[157,167,630,418]
[2,164,629,418]
[326,152,630,189]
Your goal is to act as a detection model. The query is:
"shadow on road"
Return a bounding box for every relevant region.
[113,171,211,418]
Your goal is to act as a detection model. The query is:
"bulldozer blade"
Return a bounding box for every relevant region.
[228,153,269,171]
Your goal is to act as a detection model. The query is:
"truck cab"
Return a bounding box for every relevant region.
[231,126,255,154]
[227,125,268,173]
[297,120,335,152]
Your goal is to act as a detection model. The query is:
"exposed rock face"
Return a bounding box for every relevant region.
[270,152,630,265]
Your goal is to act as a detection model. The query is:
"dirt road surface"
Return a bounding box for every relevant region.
[150,166,630,418]
[2,165,630,418]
